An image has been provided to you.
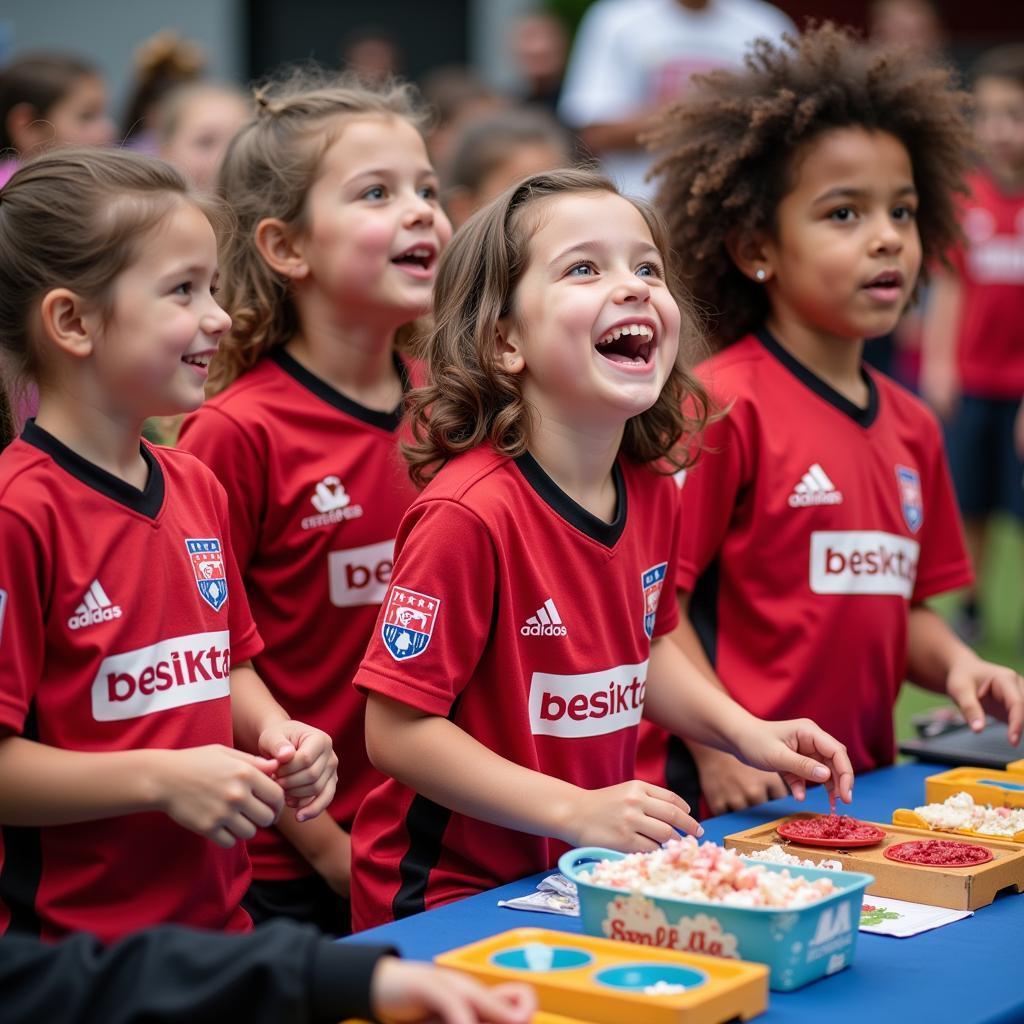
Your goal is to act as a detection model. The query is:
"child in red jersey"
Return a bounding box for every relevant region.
[0,149,337,942]
[638,24,1024,816]
[176,73,453,935]
[921,45,1024,642]
[348,166,854,930]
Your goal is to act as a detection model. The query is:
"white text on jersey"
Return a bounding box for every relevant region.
[529,661,648,738]
[301,475,364,529]
[521,598,568,637]
[788,463,843,508]
[92,631,231,722]
[329,539,395,607]
[68,579,123,630]
[809,531,919,598]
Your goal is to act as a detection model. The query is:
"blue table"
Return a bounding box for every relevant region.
[347,763,1023,1023]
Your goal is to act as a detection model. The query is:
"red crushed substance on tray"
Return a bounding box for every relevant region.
[781,815,883,841]
[884,839,993,867]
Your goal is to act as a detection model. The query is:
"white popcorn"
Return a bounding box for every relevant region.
[914,792,1024,838]
[589,837,837,909]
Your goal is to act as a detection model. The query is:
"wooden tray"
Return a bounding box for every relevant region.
[725,813,1024,910]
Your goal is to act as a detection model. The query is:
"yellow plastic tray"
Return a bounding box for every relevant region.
[892,808,1024,844]
[924,766,1024,809]
[433,927,768,1024]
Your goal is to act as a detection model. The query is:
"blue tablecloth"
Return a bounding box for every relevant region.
[345,763,1022,1023]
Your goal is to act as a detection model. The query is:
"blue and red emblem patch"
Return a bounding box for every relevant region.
[895,465,923,534]
[382,585,440,661]
[641,562,668,639]
[185,538,228,612]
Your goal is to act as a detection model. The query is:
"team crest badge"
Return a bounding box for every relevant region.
[185,538,228,612]
[895,465,924,534]
[641,562,668,639]
[382,586,440,661]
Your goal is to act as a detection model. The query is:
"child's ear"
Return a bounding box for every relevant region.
[726,229,774,285]
[38,288,95,359]
[255,218,309,281]
[496,316,525,374]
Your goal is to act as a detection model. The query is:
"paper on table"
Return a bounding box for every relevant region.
[498,874,579,916]
[859,896,971,937]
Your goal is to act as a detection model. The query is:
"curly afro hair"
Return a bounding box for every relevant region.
[646,22,974,345]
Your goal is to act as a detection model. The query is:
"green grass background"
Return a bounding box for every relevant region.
[895,516,1023,751]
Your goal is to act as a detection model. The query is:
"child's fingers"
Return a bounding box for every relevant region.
[642,783,691,815]
[642,796,702,840]
[455,975,538,1024]
[295,775,338,822]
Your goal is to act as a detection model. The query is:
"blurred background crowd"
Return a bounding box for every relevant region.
[1,0,1023,724]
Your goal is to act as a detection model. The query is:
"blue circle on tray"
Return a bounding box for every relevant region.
[593,964,708,992]
[491,945,594,971]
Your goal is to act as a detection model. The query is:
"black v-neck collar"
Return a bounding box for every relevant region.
[270,347,408,432]
[21,419,165,519]
[756,328,879,428]
[514,450,627,548]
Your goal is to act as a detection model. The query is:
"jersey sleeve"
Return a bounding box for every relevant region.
[912,418,974,602]
[354,500,496,716]
[676,398,751,592]
[178,406,266,572]
[0,509,48,735]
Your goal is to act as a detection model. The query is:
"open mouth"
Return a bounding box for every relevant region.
[182,352,213,370]
[391,245,436,271]
[595,322,656,366]
[862,269,904,295]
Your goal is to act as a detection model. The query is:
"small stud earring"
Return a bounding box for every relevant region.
[755,268,767,282]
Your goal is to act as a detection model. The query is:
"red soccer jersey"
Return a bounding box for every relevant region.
[178,348,417,879]
[349,445,680,930]
[951,169,1024,398]
[637,332,972,791]
[0,421,262,942]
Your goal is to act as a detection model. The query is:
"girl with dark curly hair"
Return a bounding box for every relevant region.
[637,23,1024,817]
[347,167,854,929]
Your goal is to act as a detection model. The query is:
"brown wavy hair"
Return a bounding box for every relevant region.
[0,148,215,449]
[646,22,974,345]
[207,69,430,394]
[403,167,709,488]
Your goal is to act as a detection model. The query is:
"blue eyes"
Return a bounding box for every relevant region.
[361,185,439,201]
[566,261,662,278]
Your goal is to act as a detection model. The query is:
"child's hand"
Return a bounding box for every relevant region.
[566,781,700,851]
[257,720,338,822]
[691,745,788,815]
[945,653,1024,745]
[371,958,536,1024]
[155,745,284,848]
[734,720,854,806]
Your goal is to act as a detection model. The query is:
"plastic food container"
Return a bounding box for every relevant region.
[558,846,873,992]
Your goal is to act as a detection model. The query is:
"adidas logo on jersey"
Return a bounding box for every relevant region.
[68,579,122,630]
[788,463,843,507]
[521,597,567,637]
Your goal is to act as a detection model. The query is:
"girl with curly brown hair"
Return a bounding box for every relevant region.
[347,167,854,929]
[637,24,1024,817]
